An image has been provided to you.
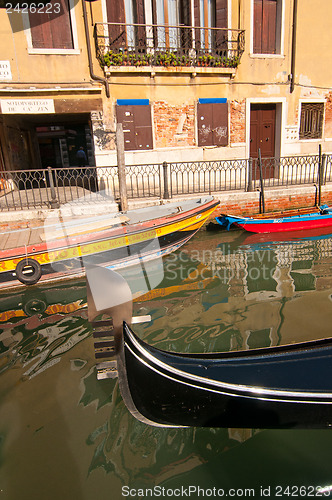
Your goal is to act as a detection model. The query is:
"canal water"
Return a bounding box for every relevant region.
[1,226,332,499]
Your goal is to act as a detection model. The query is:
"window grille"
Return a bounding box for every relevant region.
[299,102,324,139]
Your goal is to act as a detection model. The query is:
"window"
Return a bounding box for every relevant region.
[194,0,228,52]
[29,0,73,49]
[299,103,324,140]
[116,100,153,151]
[106,0,146,51]
[197,99,228,147]
[253,0,280,54]
[153,0,192,50]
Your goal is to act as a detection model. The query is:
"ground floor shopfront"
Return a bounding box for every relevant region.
[1,88,332,175]
[0,95,103,173]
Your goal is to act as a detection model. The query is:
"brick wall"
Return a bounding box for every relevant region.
[230,99,245,144]
[153,99,246,148]
[153,101,195,148]
[211,187,332,219]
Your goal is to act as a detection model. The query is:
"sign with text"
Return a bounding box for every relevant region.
[0,99,55,114]
[0,61,12,81]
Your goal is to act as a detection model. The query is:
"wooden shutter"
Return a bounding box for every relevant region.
[193,0,227,50]
[179,0,192,49]
[116,105,153,151]
[116,106,135,150]
[193,0,227,28]
[193,0,201,51]
[197,102,228,147]
[262,0,277,53]
[136,0,145,24]
[107,0,146,51]
[29,0,73,49]
[253,0,263,53]
[134,106,153,150]
[215,0,227,49]
[135,0,146,51]
[215,0,227,28]
[106,0,125,23]
[106,0,126,48]
[253,0,277,54]
[198,103,213,146]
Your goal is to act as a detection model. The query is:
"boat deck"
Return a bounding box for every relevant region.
[0,226,45,251]
[0,197,214,254]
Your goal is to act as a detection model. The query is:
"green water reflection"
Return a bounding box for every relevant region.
[1,228,332,499]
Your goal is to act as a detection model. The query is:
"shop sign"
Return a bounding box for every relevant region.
[0,99,55,114]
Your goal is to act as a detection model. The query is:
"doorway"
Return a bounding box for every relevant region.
[250,103,276,178]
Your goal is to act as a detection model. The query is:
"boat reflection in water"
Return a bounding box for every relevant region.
[0,280,89,378]
[2,227,332,496]
[0,275,253,493]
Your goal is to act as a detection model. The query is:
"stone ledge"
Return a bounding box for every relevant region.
[105,66,236,77]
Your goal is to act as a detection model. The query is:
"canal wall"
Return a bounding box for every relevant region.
[212,183,332,217]
[1,182,332,231]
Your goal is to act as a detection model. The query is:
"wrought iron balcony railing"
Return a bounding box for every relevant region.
[94,23,245,70]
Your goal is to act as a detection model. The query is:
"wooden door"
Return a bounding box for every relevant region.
[250,103,276,178]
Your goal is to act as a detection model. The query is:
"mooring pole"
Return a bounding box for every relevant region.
[162,161,170,199]
[47,167,60,209]
[247,158,253,192]
[322,153,327,186]
[318,144,322,207]
[116,123,128,212]
[258,149,265,213]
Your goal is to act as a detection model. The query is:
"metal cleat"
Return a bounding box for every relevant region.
[96,360,118,380]
[91,319,113,327]
[131,315,151,324]
[94,339,116,359]
[91,319,114,339]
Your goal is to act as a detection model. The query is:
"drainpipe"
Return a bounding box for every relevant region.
[82,0,110,98]
[290,0,298,93]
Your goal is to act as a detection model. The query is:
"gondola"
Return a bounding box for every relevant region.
[216,205,332,234]
[0,196,219,289]
[116,323,332,428]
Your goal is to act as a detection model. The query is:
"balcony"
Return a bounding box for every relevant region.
[94,23,245,73]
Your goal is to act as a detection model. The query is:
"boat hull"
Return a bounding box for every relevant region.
[0,197,219,289]
[216,209,332,234]
[118,323,332,428]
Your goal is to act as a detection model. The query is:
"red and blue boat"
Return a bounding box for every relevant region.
[216,205,332,234]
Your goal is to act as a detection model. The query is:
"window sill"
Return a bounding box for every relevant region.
[28,48,81,55]
[299,138,323,142]
[104,66,236,77]
[250,53,285,59]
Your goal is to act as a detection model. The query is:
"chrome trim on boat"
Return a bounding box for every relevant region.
[125,326,332,404]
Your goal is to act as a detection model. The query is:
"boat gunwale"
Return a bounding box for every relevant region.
[122,323,332,403]
[123,322,332,361]
[226,206,322,221]
[0,198,219,261]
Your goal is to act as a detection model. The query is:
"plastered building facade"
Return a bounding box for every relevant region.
[0,0,331,173]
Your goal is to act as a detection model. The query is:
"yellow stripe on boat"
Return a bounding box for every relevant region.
[0,206,215,273]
